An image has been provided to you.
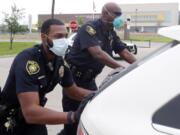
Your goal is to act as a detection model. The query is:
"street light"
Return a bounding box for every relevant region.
[51,0,55,19]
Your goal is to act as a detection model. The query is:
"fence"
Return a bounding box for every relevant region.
[129,39,151,48]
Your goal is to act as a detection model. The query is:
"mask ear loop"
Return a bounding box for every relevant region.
[44,38,55,56]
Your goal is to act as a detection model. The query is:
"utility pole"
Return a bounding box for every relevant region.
[135,9,138,32]
[92,1,96,20]
[28,14,32,33]
[124,17,131,40]
[51,0,55,19]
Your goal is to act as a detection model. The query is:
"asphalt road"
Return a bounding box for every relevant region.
[0,42,165,135]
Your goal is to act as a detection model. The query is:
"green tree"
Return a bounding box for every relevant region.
[77,16,84,26]
[36,21,43,32]
[3,4,25,49]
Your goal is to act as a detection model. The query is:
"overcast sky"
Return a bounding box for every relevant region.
[0,0,179,24]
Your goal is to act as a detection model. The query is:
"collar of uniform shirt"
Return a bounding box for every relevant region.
[99,19,113,32]
[40,44,56,67]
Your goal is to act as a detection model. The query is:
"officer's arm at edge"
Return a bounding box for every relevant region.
[63,83,93,101]
[118,48,136,64]
[17,85,92,125]
[18,91,69,124]
[88,45,124,69]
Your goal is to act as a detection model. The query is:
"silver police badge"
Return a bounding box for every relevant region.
[64,60,69,68]
[59,66,64,77]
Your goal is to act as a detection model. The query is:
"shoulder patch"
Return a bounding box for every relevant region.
[59,66,64,77]
[86,25,96,36]
[26,60,40,75]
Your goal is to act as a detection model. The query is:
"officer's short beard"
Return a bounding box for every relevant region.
[46,38,53,48]
[107,22,113,30]
[43,40,54,56]
[102,20,114,30]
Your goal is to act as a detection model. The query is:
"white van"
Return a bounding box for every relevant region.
[77,25,180,135]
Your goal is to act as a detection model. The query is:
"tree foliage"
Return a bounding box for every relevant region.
[77,16,84,26]
[3,4,26,49]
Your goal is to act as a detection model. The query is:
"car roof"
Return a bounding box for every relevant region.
[158,25,180,41]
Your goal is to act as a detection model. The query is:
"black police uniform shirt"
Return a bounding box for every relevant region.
[1,45,74,106]
[66,19,127,75]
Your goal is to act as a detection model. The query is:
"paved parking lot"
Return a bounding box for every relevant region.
[0,42,164,134]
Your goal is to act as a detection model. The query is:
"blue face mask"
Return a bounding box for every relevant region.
[113,17,124,29]
[49,38,69,57]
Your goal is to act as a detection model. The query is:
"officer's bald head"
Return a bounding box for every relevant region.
[101,2,122,19]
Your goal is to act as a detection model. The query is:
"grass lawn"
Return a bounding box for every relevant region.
[0,42,36,56]
[0,33,172,56]
[129,35,173,43]
[118,32,173,43]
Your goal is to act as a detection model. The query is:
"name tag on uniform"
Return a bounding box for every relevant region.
[38,75,45,80]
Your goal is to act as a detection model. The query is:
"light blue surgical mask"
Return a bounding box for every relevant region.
[113,17,124,29]
[49,38,69,57]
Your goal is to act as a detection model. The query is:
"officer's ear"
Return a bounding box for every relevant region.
[41,33,47,40]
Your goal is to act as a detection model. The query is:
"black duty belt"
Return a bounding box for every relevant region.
[70,65,98,82]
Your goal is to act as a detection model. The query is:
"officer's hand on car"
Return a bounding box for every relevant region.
[67,92,96,124]
[108,66,125,76]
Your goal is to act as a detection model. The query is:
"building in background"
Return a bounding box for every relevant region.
[38,3,179,33]
[38,13,100,32]
[120,3,179,32]
[179,11,180,24]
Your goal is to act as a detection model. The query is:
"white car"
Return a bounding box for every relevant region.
[77,25,180,135]
[67,33,138,57]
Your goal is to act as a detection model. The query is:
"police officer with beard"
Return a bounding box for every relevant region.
[61,2,137,135]
[0,19,94,135]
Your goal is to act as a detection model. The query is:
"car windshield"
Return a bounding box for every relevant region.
[95,40,180,97]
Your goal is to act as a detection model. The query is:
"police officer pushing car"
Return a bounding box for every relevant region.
[61,2,137,135]
[0,19,94,135]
